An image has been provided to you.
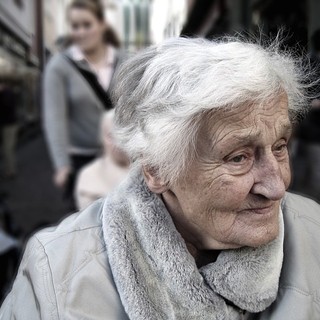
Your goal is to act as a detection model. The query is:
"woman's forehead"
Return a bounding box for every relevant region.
[200,96,291,149]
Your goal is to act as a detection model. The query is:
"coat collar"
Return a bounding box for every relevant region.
[102,167,284,319]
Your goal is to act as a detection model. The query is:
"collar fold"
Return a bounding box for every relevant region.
[102,168,284,319]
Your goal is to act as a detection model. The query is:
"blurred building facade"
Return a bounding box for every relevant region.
[149,0,187,44]
[0,0,42,134]
[43,0,72,52]
[104,0,187,50]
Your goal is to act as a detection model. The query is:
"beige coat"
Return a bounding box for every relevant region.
[1,192,320,319]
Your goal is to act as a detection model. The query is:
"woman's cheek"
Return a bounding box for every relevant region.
[211,174,254,209]
[281,161,291,189]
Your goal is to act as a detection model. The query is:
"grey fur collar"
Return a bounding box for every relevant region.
[102,168,284,320]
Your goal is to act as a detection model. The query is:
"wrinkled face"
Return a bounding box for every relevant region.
[164,94,291,249]
[68,8,105,52]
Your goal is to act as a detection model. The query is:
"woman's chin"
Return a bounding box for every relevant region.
[236,224,280,248]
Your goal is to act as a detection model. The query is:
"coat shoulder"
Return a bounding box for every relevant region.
[279,192,320,308]
[1,199,128,319]
[34,198,106,260]
[282,192,320,228]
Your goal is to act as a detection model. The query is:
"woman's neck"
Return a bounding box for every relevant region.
[161,191,221,267]
[186,242,221,268]
[83,44,106,64]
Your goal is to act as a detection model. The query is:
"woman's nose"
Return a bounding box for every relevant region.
[250,153,286,201]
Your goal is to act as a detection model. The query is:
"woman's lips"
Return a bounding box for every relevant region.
[240,204,275,215]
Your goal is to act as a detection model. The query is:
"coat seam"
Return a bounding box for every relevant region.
[39,225,102,246]
[283,204,320,228]
[34,235,61,320]
[280,284,320,306]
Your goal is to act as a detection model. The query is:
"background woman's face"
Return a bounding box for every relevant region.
[163,94,291,250]
[68,8,105,52]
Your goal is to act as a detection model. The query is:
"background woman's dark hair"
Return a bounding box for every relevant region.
[68,0,121,48]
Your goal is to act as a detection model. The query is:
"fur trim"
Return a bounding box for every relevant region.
[102,168,283,319]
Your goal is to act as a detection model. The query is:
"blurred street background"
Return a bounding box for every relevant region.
[0,0,320,302]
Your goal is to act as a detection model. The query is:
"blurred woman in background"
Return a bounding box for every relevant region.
[75,110,129,210]
[43,0,123,210]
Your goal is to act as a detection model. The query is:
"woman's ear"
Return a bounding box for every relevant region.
[142,166,168,194]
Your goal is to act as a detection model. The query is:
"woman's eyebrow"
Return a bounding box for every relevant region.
[219,122,293,149]
[216,131,262,152]
[279,122,293,136]
[229,130,262,144]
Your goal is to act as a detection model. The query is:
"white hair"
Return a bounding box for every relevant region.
[112,37,311,184]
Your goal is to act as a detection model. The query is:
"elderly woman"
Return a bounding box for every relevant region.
[1,38,320,319]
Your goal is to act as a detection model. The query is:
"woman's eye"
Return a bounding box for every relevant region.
[230,155,247,163]
[274,144,287,153]
[225,152,253,173]
[84,22,92,29]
